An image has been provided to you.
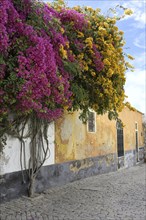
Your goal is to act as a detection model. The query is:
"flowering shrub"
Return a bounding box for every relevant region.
[0,0,73,122]
[0,0,134,197]
[57,7,104,120]
[0,0,134,123]
[51,1,134,120]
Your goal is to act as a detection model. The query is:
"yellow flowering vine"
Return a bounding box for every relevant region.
[50,0,134,121]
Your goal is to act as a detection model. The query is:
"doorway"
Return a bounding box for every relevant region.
[135,122,139,162]
[116,120,124,169]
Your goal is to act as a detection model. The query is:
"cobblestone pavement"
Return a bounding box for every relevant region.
[0,163,146,220]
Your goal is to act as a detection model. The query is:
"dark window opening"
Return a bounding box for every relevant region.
[136,130,138,149]
[135,124,139,162]
[135,122,138,130]
[116,121,124,157]
[88,111,96,132]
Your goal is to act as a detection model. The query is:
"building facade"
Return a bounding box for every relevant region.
[55,106,144,176]
[0,107,144,201]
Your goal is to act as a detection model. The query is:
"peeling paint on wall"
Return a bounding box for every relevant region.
[60,116,73,142]
[105,154,115,165]
[0,152,10,165]
[0,122,55,175]
[70,159,94,172]
[0,152,10,175]
[55,107,144,166]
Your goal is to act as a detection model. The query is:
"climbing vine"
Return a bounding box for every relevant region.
[0,0,74,196]
[0,0,134,197]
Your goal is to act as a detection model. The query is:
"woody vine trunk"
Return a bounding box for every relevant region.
[27,116,50,197]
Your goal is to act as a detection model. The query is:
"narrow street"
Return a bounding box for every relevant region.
[0,163,146,220]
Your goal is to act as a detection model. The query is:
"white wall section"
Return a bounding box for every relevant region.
[0,122,55,175]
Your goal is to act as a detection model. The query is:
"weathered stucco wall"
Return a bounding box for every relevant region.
[0,108,144,201]
[55,111,116,163]
[0,122,55,176]
[118,107,144,150]
[55,107,144,164]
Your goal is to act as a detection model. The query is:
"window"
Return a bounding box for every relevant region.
[87,111,96,132]
[135,122,138,130]
[116,120,124,157]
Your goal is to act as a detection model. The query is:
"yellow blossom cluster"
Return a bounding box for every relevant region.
[85,37,93,48]
[77,31,84,38]
[60,27,65,34]
[77,53,84,60]
[127,54,134,60]
[124,9,133,15]
[74,5,134,114]
[59,44,68,59]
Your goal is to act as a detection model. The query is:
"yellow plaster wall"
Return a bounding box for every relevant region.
[118,107,144,151]
[55,107,144,163]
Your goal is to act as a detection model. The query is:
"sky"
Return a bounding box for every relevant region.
[44,0,146,114]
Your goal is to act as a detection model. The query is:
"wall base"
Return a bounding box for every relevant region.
[138,147,144,161]
[0,153,117,202]
[0,148,144,202]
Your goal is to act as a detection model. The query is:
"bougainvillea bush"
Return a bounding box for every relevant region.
[50,0,134,120]
[0,0,134,125]
[0,0,133,196]
[0,0,74,123]
[0,0,81,196]
[58,7,104,121]
[0,0,134,124]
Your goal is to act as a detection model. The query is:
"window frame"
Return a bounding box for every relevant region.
[135,121,138,131]
[87,110,96,133]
